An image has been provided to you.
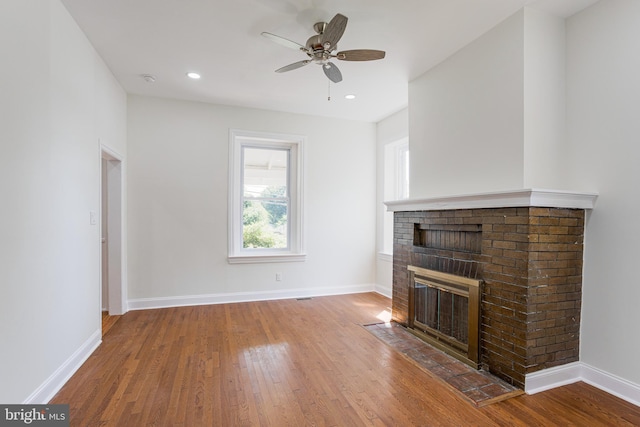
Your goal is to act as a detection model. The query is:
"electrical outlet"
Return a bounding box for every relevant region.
[275,273,282,281]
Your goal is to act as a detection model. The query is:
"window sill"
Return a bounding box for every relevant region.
[377,252,393,263]
[228,253,307,264]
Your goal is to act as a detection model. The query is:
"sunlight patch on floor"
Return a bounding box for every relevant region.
[376,309,392,325]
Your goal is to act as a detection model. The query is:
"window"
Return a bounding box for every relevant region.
[229,130,305,263]
[382,138,409,254]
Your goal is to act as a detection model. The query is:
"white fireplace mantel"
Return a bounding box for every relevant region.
[385,189,598,212]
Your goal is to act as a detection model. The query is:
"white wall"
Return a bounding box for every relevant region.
[523,9,565,189]
[408,8,571,198]
[127,96,376,304]
[408,10,525,198]
[565,0,640,385]
[0,0,127,403]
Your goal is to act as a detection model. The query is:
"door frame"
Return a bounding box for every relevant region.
[100,144,126,315]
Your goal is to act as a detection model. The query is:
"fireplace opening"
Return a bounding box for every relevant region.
[407,266,481,368]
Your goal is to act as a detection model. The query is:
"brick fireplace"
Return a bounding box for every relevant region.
[386,189,597,389]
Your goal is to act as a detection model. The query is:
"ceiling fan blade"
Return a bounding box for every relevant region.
[323,62,342,83]
[275,60,311,73]
[262,32,305,51]
[336,49,386,61]
[320,13,348,49]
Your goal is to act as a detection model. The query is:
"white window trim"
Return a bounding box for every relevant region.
[228,129,306,264]
[382,137,409,256]
[395,140,410,200]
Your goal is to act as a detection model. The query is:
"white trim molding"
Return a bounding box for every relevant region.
[525,361,583,394]
[385,188,598,212]
[374,284,392,299]
[377,252,393,263]
[526,362,640,407]
[228,253,307,264]
[228,129,306,263]
[100,143,128,315]
[24,330,101,404]
[128,284,378,311]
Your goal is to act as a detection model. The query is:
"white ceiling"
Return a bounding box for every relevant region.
[60,0,598,123]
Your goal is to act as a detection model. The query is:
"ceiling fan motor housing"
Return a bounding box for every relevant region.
[306,34,327,51]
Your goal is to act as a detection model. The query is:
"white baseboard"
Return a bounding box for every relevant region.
[526,362,640,407]
[525,362,583,394]
[128,284,377,311]
[580,363,640,407]
[374,284,392,299]
[24,330,101,404]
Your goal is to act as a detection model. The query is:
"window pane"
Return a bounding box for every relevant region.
[242,200,288,249]
[243,147,288,198]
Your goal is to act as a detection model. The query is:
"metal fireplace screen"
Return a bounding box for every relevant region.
[407,265,481,368]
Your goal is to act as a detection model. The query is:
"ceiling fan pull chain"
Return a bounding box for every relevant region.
[328,79,331,101]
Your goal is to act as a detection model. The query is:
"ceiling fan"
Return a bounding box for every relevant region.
[262,13,385,83]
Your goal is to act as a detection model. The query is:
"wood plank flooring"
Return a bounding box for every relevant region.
[101,311,121,336]
[53,293,640,426]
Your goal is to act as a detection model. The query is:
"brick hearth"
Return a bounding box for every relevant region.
[392,205,587,389]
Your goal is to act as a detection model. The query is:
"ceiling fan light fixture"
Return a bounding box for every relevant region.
[345,94,356,100]
[186,72,201,79]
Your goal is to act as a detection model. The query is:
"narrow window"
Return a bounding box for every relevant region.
[229,130,305,263]
[382,138,409,254]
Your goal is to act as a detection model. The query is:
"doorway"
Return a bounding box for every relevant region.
[101,146,125,318]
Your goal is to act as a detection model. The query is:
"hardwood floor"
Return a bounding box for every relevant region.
[101,311,121,336]
[53,293,640,426]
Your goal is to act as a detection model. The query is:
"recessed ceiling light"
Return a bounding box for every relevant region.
[345,94,356,100]
[186,72,201,79]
